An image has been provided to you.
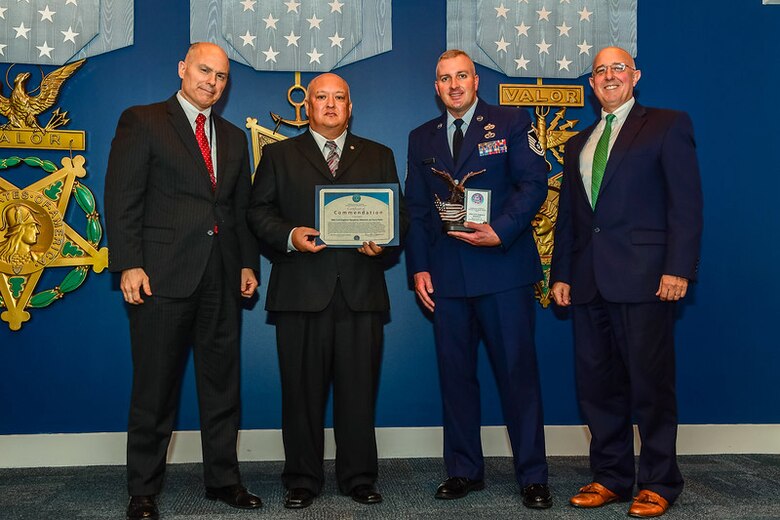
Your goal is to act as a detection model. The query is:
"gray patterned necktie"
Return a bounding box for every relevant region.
[325,141,339,176]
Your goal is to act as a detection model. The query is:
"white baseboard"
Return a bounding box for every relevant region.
[1,424,778,469]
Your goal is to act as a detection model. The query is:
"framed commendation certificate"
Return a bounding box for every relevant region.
[315,184,400,247]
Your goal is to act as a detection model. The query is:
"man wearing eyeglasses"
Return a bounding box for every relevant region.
[551,46,703,518]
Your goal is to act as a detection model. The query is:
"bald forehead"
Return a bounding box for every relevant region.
[593,47,634,68]
[307,73,350,99]
[186,43,228,66]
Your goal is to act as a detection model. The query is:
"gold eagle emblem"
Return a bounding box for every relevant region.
[0,59,85,132]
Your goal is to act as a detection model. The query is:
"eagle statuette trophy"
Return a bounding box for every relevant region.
[431,167,486,233]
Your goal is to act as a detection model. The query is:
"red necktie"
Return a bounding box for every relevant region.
[195,113,216,191]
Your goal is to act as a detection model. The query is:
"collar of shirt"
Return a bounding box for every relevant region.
[447,98,478,154]
[447,97,478,134]
[176,91,212,133]
[599,97,635,127]
[578,97,636,204]
[309,128,348,160]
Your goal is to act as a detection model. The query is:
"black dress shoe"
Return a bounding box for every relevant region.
[126,495,158,520]
[350,484,383,504]
[434,477,485,499]
[522,483,553,509]
[205,484,262,509]
[284,488,316,509]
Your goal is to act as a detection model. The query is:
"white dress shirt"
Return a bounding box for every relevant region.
[579,97,635,205]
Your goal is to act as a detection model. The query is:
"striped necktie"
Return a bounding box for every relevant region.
[325,140,339,176]
[591,113,616,209]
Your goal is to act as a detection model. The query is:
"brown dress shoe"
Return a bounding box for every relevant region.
[570,482,619,508]
[628,490,670,517]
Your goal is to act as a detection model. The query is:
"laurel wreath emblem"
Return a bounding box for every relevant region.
[0,155,105,324]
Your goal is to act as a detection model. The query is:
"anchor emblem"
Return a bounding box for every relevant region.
[269,72,309,132]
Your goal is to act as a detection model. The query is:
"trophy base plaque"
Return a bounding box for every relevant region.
[443,222,475,233]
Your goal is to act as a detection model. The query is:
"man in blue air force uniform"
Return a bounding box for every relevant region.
[405,49,551,510]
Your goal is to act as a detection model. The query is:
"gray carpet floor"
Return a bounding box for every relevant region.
[2,455,780,519]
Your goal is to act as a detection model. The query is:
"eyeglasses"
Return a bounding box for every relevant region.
[592,63,636,77]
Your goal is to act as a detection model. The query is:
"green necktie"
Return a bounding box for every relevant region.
[591,113,616,208]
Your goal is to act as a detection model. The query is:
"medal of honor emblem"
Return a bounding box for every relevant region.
[0,155,107,330]
[0,192,64,275]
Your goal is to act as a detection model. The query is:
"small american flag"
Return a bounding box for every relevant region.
[434,196,466,223]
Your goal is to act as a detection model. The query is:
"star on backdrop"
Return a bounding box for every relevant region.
[38,6,56,22]
[447,0,637,78]
[0,0,132,65]
[194,0,392,72]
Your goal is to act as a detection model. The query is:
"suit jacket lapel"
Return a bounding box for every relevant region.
[335,133,362,178]
[566,123,596,208]
[430,114,456,174]
[213,116,228,197]
[296,131,333,181]
[600,103,647,194]
[166,96,214,193]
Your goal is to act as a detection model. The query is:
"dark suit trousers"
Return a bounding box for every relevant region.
[572,294,683,503]
[126,241,241,495]
[434,285,548,486]
[274,282,382,495]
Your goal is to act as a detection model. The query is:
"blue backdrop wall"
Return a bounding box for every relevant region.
[2,0,779,435]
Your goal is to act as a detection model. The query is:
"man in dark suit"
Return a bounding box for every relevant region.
[405,49,552,509]
[105,42,262,520]
[247,73,406,509]
[551,46,703,518]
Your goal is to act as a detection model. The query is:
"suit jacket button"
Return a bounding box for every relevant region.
[593,227,600,233]
[207,230,214,236]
